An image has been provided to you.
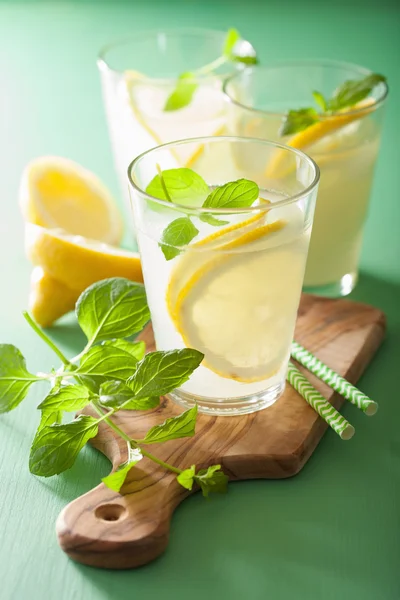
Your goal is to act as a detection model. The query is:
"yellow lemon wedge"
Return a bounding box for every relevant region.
[25,224,143,291]
[166,214,291,382]
[266,98,376,177]
[29,267,80,327]
[20,156,123,245]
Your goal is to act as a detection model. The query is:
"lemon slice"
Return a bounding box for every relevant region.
[266,98,375,177]
[124,70,226,169]
[166,214,295,382]
[29,267,80,327]
[25,224,143,291]
[20,156,123,245]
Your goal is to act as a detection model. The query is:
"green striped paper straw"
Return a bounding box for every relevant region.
[286,362,355,440]
[291,341,378,416]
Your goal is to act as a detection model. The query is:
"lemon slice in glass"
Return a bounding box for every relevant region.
[124,70,226,168]
[165,212,304,383]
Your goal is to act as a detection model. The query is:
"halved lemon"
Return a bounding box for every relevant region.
[20,156,123,245]
[25,224,143,291]
[166,213,294,382]
[29,267,80,327]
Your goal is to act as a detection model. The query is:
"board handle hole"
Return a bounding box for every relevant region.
[95,504,127,522]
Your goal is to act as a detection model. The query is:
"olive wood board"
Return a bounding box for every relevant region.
[56,293,385,569]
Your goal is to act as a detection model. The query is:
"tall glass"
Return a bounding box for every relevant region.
[98,29,246,211]
[224,61,388,296]
[128,137,319,415]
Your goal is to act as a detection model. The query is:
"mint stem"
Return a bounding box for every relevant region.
[195,55,227,76]
[139,447,182,475]
[23,311,71,366]
[90,400,182,475]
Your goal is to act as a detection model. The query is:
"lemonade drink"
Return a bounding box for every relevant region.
[128,137,319,415]
[224,61,388,296]
[98,30,251,211]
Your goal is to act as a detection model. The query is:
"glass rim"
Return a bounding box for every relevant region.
[223,59,389,118]
[97,27,241,82]
[127,135,320,214]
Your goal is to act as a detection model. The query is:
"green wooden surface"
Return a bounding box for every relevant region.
[0,1,399,598]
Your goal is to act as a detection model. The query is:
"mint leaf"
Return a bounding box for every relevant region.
[38,410,62,432]
[76,278,149,346]
[312,90,328,112]
[203,179,259,209]
[195,464,229,497]
[146,168,209,206]
[280,107,319,136]
[0,344,40,413]
[232,54,258,66]
[200,214,229,227]
[142,405,198,444]
[160,217,199,260]
[177,464,196,491]
[103,339,145,361]
[102,449,143,492]
[128,349,204,399]
[29,415,99,477]
[223,28,241,58]
[164,73,198,112]
[38,385,90,413]
[100,380,159,411]
[77,345,139,392]
[327,73,386,112]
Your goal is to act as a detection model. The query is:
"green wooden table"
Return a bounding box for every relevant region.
[1,1,399,598]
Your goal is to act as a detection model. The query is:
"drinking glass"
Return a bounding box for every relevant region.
[98,29,247,211]
[224,61,388,296]
[128,136,319,415]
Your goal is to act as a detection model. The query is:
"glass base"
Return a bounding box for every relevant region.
[303,271,358,298]
[167,380,285,416]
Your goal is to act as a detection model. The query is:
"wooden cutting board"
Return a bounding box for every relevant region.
[56,294,385,569]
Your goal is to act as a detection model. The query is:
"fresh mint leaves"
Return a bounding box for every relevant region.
[29,415,99,477]
[101,448,143,492]
[76,278,150,347]
[141,405,198,444]
[38,385,91,413]
[164,28,258,111]
[0,277,227,498]
[164,73,198,112]
[128,349,204,399]
[147,168,261,260]
[100,380,159,411]
[146,168,209,206]
[0,344,41,413]
[177,463,229,497]
[327,73,386,112]
[203,179,259,209]
[280,107,319,136]
[281,72,386,136]
[76,344,140,392]
[160,217,199,260]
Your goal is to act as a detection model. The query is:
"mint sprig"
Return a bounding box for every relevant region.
[146,168,260,260]
[280,72,386,136]
[0,277,227,495]
[164,28,258,111]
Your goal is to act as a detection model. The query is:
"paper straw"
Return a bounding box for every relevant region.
[291,341,378,416]
[286,362,355,441]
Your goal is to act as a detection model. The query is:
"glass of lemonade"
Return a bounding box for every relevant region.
[128,137,319,415]
[224,61,388,296]
[98,29,250,211]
